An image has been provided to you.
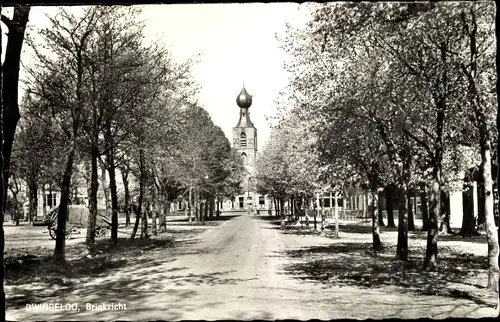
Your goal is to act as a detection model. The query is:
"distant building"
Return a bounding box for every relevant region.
[224,85,270,211]
[22,163,115,221]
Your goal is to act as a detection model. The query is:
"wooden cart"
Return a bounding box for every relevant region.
[45,205,111,240]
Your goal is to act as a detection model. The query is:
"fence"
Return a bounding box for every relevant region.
[275,208,368,222]
[321,209,367,221]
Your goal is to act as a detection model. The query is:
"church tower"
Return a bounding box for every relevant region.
[232,85,258,173]
[232,85,259,210]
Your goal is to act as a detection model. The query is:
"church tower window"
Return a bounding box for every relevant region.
[241,152,247,165]
[240,132,247,147]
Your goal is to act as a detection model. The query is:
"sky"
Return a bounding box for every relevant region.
[1,3,310,151]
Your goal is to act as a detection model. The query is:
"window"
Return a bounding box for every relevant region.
[323,198,331,208]
[240,132,247,147]
[241,152,247,165]
[331,197,343,207]
[47,193,56,208]
[259,196,265,205]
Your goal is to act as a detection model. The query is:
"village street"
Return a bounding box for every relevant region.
[6,213,497,321]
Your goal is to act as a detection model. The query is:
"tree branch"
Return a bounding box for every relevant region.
[1,14,13,29]
[403,128,434,161]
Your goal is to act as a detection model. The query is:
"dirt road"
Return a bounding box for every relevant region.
[6,214,497,320]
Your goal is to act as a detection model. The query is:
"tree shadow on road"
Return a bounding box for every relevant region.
[279,241,494,307]
[6,236,179,285]
[408,229,487,244]
[4,227,212,309]
[8,263,255,320]
[270,221,488,246]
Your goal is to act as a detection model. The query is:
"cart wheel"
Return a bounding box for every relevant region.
[49,227,57,240]
[65,226,73,239]
[99,228,108,238]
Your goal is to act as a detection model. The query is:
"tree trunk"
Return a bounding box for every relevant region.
[1,7,31,320]
[188,186,193,223]
[421,183,430,231]
[475,108,499,294]
[378,190,385,227]
[101,163,109,211]
[216,195,220,217]
[107,150,119,243]
[131,148,145,240]
[8,178,21,225]
[204,198,209,222]
[334,192,339,238]
[42,183,47,218]
[396,184,408,261]
[28,178,37,224]
[86,145,99,255]
[294,196,299,222]
[424,166,441,267]
[194,189,198,222]
[2,6,31,212]
[319,193,325,231]
[131,204,140,240]
[275,198,279,217]
[199,199,203,223]
[208,197,212,218]
[439,189,452,234]
[151,207,157,235]
[495,5,500,309]
[461,185,477,236]
[385,185,396,228]
[413,194,417,216]
[162,200,170,231]
[371,187,383,252]
[151,187,157,235]
[408,190,415,231]
[363,192,368,219]
[314,195,318,230]
[121,169,130,227]
[396,155,410,261]
[141,202,149,239]
[54,141,76,262]
[478,184,486,228]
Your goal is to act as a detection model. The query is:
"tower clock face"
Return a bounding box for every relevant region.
[233,138,238,144]
[248,138,253,144]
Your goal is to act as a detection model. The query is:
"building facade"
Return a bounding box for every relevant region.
[22,164,112,221]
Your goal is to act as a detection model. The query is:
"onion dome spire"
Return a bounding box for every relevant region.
[235,84,254,128]
[236,84,252,108]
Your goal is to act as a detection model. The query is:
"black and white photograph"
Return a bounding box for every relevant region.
[1,1,499,320]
